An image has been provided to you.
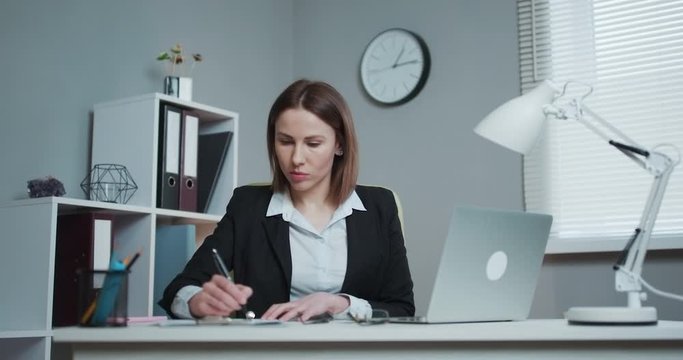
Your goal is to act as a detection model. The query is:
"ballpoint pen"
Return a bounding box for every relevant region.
[211,248,256,320]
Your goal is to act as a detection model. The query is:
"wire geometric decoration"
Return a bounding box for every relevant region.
[80,164,138,204]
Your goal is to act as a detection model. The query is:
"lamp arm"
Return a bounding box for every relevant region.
[563,96,679,308]
[613,167,674,308]
[616,167,673,276]
[543,79,646,155]
[579,104,645,152]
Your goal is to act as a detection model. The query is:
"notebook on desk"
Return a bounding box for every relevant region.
[390,205,552,324]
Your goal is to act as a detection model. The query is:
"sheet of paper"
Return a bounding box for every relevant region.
[159,318,282,327]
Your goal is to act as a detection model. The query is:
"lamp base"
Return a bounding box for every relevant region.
[565,306,657,325]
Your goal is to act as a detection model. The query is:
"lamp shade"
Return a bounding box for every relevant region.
[474,81,558,155]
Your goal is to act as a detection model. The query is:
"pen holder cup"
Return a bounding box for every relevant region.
[77,269,129,327]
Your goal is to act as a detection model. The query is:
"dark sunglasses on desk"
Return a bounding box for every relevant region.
[350,309,390,325]
[302,312,333,324]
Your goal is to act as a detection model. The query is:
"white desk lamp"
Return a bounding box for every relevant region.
[474,80,680,324]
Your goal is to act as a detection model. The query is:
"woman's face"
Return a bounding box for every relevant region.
[274,108,340,198]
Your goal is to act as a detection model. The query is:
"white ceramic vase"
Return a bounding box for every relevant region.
[164,76,193,101]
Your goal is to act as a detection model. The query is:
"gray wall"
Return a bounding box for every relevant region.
[1,0,681,320]
[0,0,292,199]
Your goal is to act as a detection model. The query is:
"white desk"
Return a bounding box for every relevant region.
[53,319,683,360]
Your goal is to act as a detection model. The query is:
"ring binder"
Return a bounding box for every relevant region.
[54,213,114,326]
[158,104,182,209]
[197,131,233,213]
[179,111,199,212]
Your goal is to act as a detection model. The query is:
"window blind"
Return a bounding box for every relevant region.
[518,0,683,253]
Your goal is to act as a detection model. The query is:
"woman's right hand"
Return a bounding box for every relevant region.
[188,274,253,318]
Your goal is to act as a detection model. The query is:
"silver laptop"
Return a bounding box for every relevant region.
[391,205,552,324]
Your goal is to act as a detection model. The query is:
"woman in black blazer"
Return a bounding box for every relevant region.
[159,80,414,321]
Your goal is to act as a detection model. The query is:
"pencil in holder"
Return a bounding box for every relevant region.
[77,269,129,327]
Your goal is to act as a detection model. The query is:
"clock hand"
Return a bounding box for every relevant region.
[367,59,419,75]
[368,55,420,74]
[392,45,406,68]
[394,59,420,67]
[368,66,393,74]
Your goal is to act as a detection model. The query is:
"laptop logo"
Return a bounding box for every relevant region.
[486,251,508,281]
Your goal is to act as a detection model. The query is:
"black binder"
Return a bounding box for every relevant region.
[157,104,182,209]
[197,131,233,213]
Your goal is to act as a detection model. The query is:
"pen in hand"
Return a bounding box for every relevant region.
[211,248,256,320]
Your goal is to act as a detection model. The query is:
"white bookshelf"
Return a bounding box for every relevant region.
[92,93,239,216]
[0,95,238,360]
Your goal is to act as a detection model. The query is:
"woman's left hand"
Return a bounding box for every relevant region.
[261,292,349,321]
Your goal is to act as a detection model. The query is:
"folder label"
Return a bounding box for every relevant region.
[182,114,198,177]
[93,219,112,272]
[165,111,181,174]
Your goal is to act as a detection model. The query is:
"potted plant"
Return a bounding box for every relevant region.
[157,43,203,101]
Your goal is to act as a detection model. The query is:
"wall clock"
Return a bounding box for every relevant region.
[360,28,431,106]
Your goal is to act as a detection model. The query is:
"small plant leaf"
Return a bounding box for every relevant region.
[156,52,171,61]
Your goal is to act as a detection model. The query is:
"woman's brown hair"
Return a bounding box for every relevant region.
[267,79,359,206]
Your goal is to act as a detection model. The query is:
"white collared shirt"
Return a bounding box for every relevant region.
[266,190,371,319]
[171,190,372,320]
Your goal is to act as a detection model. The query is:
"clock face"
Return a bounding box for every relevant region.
[360,28,430,105]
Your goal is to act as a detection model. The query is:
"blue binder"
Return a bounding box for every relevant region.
[153,224,197,316]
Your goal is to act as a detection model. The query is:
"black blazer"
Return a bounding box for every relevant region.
[159,185,415,318]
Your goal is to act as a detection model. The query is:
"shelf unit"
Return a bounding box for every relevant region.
[92,93,239,216]
[0,94,238,359]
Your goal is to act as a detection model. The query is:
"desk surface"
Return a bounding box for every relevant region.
[53,319,683,343]
[52,320,683,360]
